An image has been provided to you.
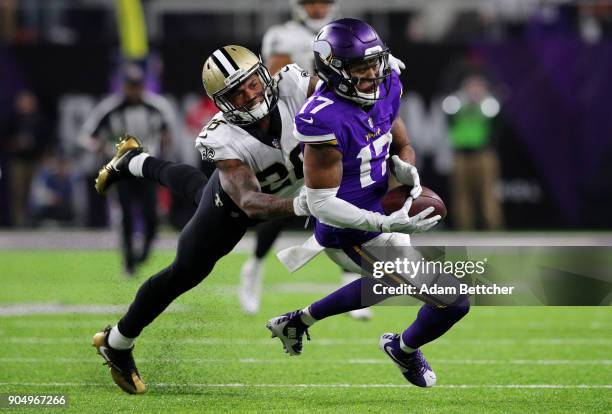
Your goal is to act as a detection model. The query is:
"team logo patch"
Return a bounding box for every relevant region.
[214,193,223,207]
[200,145,216,162]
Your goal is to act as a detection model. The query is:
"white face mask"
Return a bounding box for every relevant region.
[354,86,381,104]
[232,99,271,124]
[334,84,381,106]
[216,64,279,125]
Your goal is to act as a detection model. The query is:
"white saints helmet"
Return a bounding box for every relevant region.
[292,0,338,33]
[202,45,279,125]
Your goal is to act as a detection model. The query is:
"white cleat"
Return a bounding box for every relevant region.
[238,257,264,315]
[348,307,373,320]
[266,310,311,356]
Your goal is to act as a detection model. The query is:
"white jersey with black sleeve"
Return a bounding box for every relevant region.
[195,64,310,198]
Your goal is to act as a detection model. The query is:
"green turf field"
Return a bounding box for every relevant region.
[0,250,610,413]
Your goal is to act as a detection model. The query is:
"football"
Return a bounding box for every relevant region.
[382,185,447,219]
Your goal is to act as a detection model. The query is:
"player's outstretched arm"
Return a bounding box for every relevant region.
[217,159,304,220]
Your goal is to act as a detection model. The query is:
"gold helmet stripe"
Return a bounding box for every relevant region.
[212,49,238,77]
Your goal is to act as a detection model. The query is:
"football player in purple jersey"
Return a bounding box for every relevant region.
[267,18,470,388]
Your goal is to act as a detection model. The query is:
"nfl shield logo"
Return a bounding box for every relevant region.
[272,139,281,149]
[368,117,374,129]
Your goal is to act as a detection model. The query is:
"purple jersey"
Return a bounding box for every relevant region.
[294,72,402,248]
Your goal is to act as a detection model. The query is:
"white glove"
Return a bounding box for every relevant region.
[391,155,422,198]
[293,187,310,217]
[381,198,440,234]
[388,54,406,75]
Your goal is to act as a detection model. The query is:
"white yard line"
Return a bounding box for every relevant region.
[0,357,610,365]
[5,319,610,331]
[0,381,609,389]
[0,303,188,316]
[1,337,610,346]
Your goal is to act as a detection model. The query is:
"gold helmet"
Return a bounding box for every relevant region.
[202,45,278,125]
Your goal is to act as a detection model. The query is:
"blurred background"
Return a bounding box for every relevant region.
[1,0,612,233]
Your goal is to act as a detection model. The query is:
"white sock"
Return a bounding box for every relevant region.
[108,325,135,350]
[299,306,317,326]
[248,256,263,268]
[399,335,417,354]
[128,153,150,178]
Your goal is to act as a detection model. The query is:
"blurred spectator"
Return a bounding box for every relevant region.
[79,63,176,276]
[443,74,503,230]
[579,1,612,43]
[0,0,75,44]
[4,90,51,226]
[29,154,75,226]
[185,97,216,136]
[0,0,17,43]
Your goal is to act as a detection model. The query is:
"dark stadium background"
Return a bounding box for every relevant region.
[1,1,611,231]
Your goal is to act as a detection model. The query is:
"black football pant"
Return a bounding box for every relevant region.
[116,179,158,271]
[252,218,289,259]
[118,158,256,338]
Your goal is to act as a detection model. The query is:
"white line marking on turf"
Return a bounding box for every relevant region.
[6,320,611,331]
[0,303,188,316]
[0,382,609,390]
[2,337,611,346]
[1,357,611,366]
[1,320,226,329]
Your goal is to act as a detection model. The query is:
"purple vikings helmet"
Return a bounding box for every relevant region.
[313,18,391,105]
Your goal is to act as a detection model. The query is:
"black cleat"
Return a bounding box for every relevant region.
[95,134,144,194]
[92,326,146,394]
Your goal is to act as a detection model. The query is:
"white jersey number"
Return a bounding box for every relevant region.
[298,96,334,116]
[357,132,391,188]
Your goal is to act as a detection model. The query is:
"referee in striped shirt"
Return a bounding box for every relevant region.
[80,64,175,275]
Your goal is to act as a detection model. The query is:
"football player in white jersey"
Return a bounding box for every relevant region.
[91,46,315,395]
